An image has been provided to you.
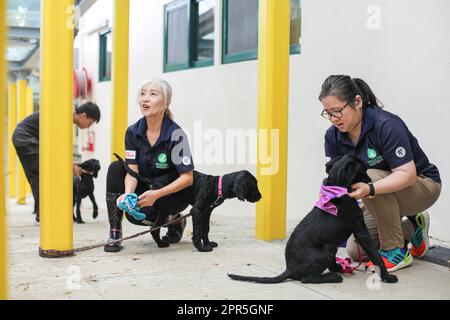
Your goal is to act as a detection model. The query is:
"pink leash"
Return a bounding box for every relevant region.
[336,246,363,274]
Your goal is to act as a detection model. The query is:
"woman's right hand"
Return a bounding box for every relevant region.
[116,193,129,207]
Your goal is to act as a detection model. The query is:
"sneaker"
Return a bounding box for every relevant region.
[366,247,413,272]
[410,211,430,258]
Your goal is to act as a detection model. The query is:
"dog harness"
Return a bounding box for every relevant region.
[314,185,348,216]
[210,176,224,209]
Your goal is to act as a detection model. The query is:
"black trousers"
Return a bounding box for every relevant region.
[107,161,160,226]
[14,144,39,213]
[14,144,78,215]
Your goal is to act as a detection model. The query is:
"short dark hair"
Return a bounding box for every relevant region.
[75,102,101,123]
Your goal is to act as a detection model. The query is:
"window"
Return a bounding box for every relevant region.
[222,0,259,64]
[164,0,215,72]
[222,0,302,64]
[290,0,301,54]
[192,0,215,67]
[99,31,112,81]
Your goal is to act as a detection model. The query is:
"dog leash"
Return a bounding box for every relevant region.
[39,212,192,258]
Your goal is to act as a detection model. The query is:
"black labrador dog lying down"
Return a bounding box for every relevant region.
[73,159,101,224]
[228,155,398,284]
[114,154,262,252]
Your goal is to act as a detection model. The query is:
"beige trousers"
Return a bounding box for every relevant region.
[346,169,441,261]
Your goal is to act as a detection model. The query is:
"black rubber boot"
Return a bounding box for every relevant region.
[162,214,186,244]
[104,193,124,252]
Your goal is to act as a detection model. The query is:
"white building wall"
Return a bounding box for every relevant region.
[76,0,113,217]
[81,0,450,241]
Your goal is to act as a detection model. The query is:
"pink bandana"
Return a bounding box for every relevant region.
[314,185,348,216]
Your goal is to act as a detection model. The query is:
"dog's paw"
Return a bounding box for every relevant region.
[93,211,98,219]
[382,273,398,284]
[208,241,218,248]
[76,219,85,224]
[198,245,213,252]
[157,241,170,248]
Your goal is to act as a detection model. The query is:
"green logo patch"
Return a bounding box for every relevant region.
[156,153,169,169]
[158,153,167,163]
[367,148,383,167]
[367,148,377,159]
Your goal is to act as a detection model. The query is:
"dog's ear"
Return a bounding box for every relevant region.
[233,173,247,201]
[325,155,343,174]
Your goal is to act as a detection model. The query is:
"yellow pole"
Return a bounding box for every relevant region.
[255,0,290,241]
[16,79,27,205]
[39,0,74,257]
[25,87,34,195]
[1,0,9,300]
[111,0,129,161]
[8,83,17,199]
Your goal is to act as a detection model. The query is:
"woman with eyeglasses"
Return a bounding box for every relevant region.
[319,75,441,272]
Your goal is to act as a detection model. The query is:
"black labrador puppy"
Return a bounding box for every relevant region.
[114,153,262,251]
[228,155,398,284]
[73,159,101,224]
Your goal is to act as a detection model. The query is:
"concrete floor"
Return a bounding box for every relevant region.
[6,197,450,300]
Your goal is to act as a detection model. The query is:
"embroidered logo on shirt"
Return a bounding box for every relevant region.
[395,147,406,158]
[367,148,377,159]
[157,153,168,163]
[156,153,169,169]
[182,156,191,166]
[125,150,136,160]
[367,147,383,167]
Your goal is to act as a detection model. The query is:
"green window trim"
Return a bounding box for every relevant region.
[99,30,112,82]
[163,0,215,73]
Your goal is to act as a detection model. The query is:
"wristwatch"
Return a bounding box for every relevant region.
[367,182,376,198]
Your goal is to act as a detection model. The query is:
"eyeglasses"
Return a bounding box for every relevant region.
[321,102,350,120]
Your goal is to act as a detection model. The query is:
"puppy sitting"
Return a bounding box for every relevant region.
[73,159,101,224]
[228,155,398,284]
[114,154,262,251]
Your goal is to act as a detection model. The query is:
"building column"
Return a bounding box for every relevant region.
[39,0,75,257]
[8,83,17,199]
[111,0,129,160]
[16,79,27,205]
[255,0,290,241]
[0,0,9,300]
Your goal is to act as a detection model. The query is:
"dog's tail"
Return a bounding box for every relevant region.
[227,269,290,284]
[113,153,153,187]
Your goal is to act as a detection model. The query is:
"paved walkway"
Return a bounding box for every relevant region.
[6,198,450,300]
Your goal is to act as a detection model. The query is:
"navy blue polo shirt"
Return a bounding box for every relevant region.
[125,116,194,178]
[324,106,441,183]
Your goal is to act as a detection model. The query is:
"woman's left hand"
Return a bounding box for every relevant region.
[348,182,370,200]
[137,190,161,208]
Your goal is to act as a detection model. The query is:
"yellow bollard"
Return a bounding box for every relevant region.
[1,0,9,300]
[16,79,27,205]
[25,87,34,195]
[111,0,129,161]
[8,83,17,199]
[39,0,74,257]
[255,0,290,241]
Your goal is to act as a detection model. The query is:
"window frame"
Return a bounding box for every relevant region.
[99,30,112,82]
